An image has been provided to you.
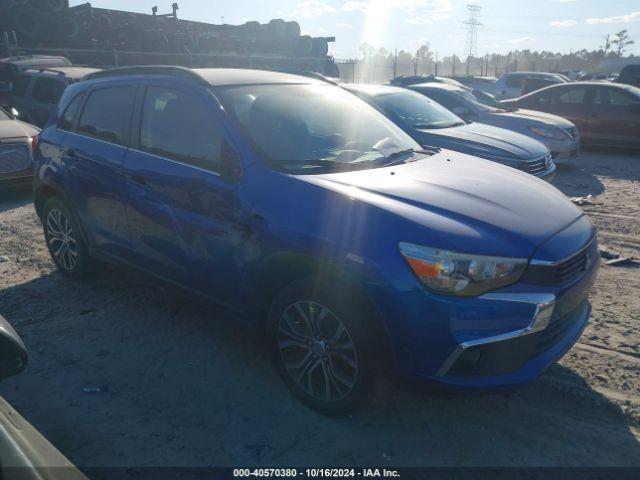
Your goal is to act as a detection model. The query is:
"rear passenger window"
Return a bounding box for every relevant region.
[58,93,84,131]
[32,77,66,104]
[139,86,221,171]
[505,75,523,88]
[555,88,587,104]
[12,74,31,97]
[78,87,135,145]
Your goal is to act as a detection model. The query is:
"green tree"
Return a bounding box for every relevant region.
[611,30,634,57]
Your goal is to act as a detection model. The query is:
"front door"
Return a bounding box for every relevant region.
[123,82,245,304]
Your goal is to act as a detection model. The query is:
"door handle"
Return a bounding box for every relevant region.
[130,174,147,185]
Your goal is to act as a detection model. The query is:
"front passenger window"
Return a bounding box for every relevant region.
[139,86,221,171]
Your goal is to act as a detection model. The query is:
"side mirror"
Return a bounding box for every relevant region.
[10,107,19,118]
[220,141,241,182]
[0,315,28,381]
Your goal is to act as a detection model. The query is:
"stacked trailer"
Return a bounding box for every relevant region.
[0,1,338,76]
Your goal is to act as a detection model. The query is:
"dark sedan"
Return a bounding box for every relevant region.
[345,84,556,180]
[0,107,39,188]
[503,82,640,148]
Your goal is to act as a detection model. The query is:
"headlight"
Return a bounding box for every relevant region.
[528,126,567,141]
[399,242,527,296]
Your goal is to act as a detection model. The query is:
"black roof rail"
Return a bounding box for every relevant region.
[83,65,208,85]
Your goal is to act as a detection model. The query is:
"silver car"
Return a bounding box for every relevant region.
[408,83,580,163]
[474,71,568,100]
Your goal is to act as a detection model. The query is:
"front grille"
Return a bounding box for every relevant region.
[0,143,31,174]
[523,237,598,286]
[535,300,587,355]
[523,154,553,176]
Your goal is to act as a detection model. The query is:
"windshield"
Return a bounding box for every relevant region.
[217,83,420,172]
[376,90,464,129]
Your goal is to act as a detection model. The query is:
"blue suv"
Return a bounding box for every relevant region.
[33,67,598,415]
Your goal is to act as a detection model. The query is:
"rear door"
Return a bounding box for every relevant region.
[123,81,245,303]
[587,86,640,146]
[63,81,137,259]
[543,85,590,134]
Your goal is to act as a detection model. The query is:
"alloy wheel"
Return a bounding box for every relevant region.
[46,208,78,271]
[277,300,358,402]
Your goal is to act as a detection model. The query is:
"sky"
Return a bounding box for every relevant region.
[70,0,640,59]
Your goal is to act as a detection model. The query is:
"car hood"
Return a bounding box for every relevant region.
[486,108,575,128]
[295,151,582,258]
[0,119,39,140]
[413,122,548,161]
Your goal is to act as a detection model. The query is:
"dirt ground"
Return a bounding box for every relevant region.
[0,150,639,468]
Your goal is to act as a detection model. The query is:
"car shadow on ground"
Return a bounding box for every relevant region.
[0,186,32,213]
[1,266,639,467]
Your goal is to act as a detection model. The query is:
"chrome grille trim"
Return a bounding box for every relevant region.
[0,143,31,174]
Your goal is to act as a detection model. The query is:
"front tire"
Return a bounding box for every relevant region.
[268,278,375,415]
[42,197,90,279]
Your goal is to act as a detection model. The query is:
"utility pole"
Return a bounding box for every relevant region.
[435,51,438,76]
[463,4,482,76]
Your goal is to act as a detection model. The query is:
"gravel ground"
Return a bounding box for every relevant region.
[0,150,639,468]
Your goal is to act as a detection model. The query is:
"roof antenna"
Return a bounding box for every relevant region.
[151,6,158,16]
[172,3,179,19]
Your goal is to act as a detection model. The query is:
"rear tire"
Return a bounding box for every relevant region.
[268,278,376,416]
[42,197,91,279]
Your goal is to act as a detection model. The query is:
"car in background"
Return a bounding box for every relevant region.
[34,66,597,414]
[345,83,556,180]
[476,71,568,100]
[616,64,640,88]
[449,75,497,89]
[0,313,86,479]
[0,55,71,108]
[579,73,610,82]
[502,82,640,148]
[521,77,566,96]
[408,83,580,162]
[0,106,39,188]
[10,67,100,127]
[390,74,468,89]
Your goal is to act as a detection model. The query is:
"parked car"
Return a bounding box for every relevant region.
[502,82,640,148]
[408,83,580,162]
[10,67,100,127]
[476,71,568,100]
[0,106,39,188]
[0,55,71,108]
[616,64,640,88]
[521,77,565,96]
[390,74,468,89]
[0,314,86,479]
[34,67,598,414]
[578,73,610,82]
[448,75,497,89]
[345,84,555,180]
